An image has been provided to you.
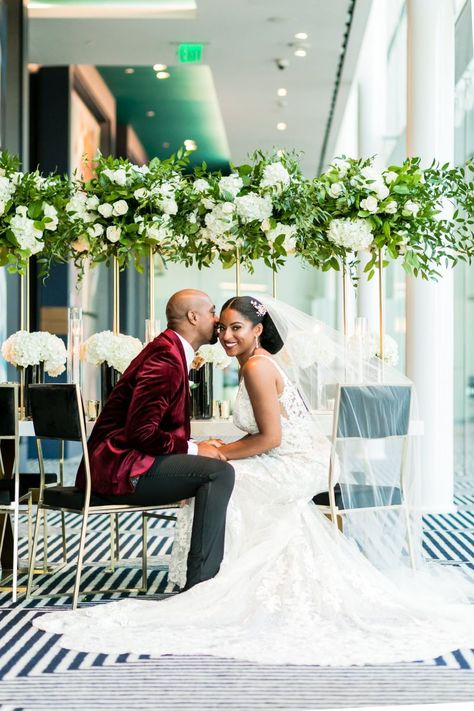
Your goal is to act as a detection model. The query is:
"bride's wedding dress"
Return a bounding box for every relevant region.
[34,357,474,665]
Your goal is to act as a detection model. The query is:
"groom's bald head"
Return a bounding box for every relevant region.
[166,289,217,349]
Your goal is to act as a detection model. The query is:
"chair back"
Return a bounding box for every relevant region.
[336,384,411,440]
[29,384,84,442]
[0,383,18,438]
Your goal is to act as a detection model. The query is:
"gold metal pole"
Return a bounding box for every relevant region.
[149,247,155,323]
[378,248,384,361]
[235,246,241,296]
[272,271,277,299]
[20,273,25,332]
[113,257,120,335]
[342,259,348,336]
[26,261,30,333]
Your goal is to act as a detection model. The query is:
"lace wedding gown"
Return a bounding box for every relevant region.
[34,357,474,665]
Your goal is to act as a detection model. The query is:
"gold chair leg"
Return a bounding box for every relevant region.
[27,494,33,565]
[115,513,120,561]
[72,511,89,609]
[27,506,44,599]
[42,509,48,572]
[107,513,116,572]
[141,513,148,593]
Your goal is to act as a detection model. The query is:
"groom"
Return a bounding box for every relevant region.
[76,289,235,589]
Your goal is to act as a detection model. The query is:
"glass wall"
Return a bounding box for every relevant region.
[454,0,474,482]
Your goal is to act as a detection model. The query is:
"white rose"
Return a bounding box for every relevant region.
[106,225,121,243]
[112,199,128,216]
[98,203,113,218]
[43,203,58,231]
[384,200,398,215]
[384,171,398,184]
[266,222,297,254]
[402,200,420,217]
[218,174,243,199]
[374,183,389,200]
[113,169,127,186]
[87,223,104,238]
[361,165,383,185]
[328,182,343,198]
[86,195,99,210]
[360,196,378,213]
[134,188,148,200]
[201,197,215,210]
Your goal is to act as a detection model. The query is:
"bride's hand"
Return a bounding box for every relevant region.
[205,438,225,448]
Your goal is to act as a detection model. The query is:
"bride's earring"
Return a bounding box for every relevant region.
[254,335,260,350]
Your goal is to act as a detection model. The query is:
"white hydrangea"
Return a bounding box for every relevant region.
[235,193,273,223]
[0,176,16,203]
[327,218,374,251]
[10,206,44,255]
[193,342,231,370]
[205,203,236,235]
[82,331,142,373]
[265,222,297,254]
[218,174,243,199]
[193,178,211,193]
[260,162,291,193]
[1,330,66,375]
[66,191,95,223]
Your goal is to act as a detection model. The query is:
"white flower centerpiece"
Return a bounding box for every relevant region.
[1,330,67,416]
[186,150,314,273]
[82,330,143,405]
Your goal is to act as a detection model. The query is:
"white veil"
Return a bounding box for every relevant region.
[258,295,474,602]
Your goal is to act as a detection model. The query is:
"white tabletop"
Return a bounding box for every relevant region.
[19,413,423,439]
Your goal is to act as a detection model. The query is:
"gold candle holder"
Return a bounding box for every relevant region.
[235,246,241,296]
[378,248,384,362]
[113,256,120,336]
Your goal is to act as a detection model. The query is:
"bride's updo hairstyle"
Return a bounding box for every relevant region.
[220,296,284,354]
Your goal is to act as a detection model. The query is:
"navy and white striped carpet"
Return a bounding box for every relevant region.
[0,496,474,710]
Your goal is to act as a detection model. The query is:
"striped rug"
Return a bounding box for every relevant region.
[0,503,474,709]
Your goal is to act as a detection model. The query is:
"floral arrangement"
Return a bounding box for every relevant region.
[369,333,399,366]
[64,151,192,277]
[1,330,67,376]
[183,150,321,273]
[0,151,70,275]
[82,331,143,373]
[190,342,232,371]
[309,155,474,280]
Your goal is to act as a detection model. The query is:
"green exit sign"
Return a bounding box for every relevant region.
[178,43,204,63]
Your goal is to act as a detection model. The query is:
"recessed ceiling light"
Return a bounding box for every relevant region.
[162,141,170,149]
[153,63,167,72]
[124,67,135,74]
[277,87,287,97]
[146,110,156,117]
[156,71,170,79]
[277,122,287,131]
[294,49,307,57]
[294,32,308,40]
[184,139,197,151]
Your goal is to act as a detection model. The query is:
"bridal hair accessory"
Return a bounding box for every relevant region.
[251,299,267,317]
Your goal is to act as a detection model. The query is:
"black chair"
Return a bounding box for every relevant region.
[313,383,415,566]
[0,384,55,599]
[26,383,184,608]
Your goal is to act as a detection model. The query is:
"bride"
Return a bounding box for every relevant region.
[34,295,474,666]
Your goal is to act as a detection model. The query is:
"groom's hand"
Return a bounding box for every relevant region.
[197,442,227,460]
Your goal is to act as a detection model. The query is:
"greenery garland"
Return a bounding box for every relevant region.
[0,149,472,281]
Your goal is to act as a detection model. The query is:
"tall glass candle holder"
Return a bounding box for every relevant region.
[145,319,161,344]
[67,306,83,387]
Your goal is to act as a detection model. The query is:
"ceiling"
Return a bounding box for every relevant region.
[27,0,371,175]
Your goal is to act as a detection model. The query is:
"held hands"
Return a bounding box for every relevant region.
[197,439,227,460]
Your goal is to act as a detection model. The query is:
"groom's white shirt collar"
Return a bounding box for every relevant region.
[173,331,195,373]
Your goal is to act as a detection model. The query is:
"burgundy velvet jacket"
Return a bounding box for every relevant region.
[76,329,191,495]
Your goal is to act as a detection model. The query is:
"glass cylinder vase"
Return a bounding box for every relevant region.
[190,363,214,420]
[67,306,83,387]
[24,362,45,419]
[100,362,121,408]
